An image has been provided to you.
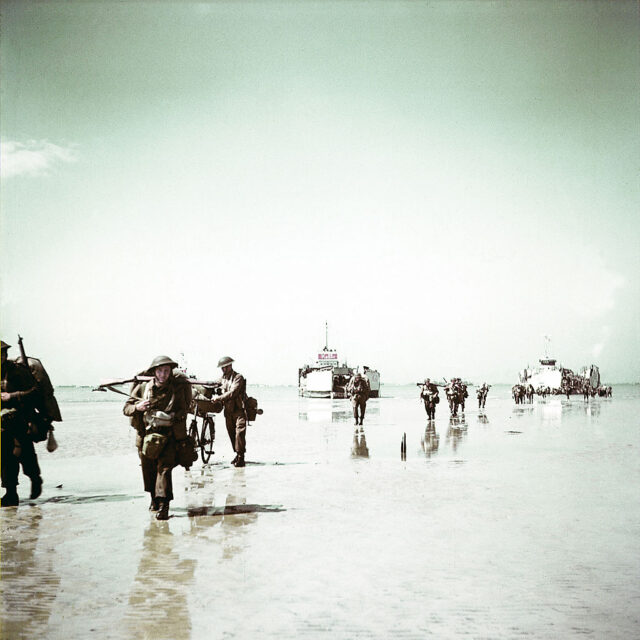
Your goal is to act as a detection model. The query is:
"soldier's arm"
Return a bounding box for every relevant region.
[2,367,39,409]
[216,374,245,403]
[123,383,144,417]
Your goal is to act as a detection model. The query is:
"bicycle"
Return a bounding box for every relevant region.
[188,393,220,464]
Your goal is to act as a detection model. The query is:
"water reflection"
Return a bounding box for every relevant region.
[125,521,196,640]
[351,427,369,458]
[0,508,60,638]
[512,405,534,418]
[540,402,562,426]
[446,415,468,452]
[420,423,440,458]
[583,402,601,417]
[477,411,489,425]
[219,474,258,560]
[298,401,379,424]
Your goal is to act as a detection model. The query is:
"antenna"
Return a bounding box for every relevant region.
[325,321,329,351]
[543,335,551,358]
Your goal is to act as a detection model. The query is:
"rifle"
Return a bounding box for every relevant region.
[93,376,222,399]
[17,335,33,380]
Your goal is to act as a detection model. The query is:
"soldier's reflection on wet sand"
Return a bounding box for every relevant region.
[351,427,369,458]
[219,472,258,560]
[477,411,489,425]
[446,415,468,452]
[0,507,60,639]
[421,422,440,457]
[125,521,196,640]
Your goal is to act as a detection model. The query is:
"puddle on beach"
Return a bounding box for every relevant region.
[2,387,639,638]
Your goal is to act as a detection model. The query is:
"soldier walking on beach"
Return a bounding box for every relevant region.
[477,383,490,409]
[420,378,439,420]
[123,355,192,520]
[1,340,43,507]
[215,356,248,467]
[346,373,370,425]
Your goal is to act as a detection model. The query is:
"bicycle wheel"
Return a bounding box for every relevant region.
[200,416,215,464]
[189,418,199,448]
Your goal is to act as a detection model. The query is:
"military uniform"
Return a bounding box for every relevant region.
[346,375,370,425]
[123,356,191,519]
[420,379,439,420]
[217,365,247,465]
[1,342,42,506]
[477,384,490,409]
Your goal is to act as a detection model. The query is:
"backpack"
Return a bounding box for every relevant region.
[244,396,263,422]
[15,356,62,442]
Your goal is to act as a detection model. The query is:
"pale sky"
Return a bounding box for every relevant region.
[1,1,638,385]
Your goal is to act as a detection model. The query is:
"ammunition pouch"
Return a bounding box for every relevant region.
[142,432,168,459]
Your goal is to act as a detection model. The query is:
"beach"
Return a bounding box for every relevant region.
[1,384,639,639]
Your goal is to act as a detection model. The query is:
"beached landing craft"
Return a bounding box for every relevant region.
[297,325,380,399]
[518,356,600,394]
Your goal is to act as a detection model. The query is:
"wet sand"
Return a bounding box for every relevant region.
[2,385,639,639]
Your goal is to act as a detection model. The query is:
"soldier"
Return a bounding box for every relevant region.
[420,378,439,420]
[215,356,247,467]
[123,355,192,520]
[477,382,490,409]
[346,373,370,426]
[1,340,43,507]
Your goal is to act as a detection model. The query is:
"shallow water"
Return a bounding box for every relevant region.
[2,385,639,639]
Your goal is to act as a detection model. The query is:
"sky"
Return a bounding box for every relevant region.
[1,0,638,386]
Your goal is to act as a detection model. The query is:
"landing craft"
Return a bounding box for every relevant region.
[298,323,380,398]
[518,357,600,394]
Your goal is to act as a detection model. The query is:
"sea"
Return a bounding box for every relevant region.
[1,384,639,639]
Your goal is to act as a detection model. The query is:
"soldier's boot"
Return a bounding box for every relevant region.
[29,476,42,500]
[1,489,19,507]
[156,499,169,521]
[149,495,160,511]
[231,454,238,465]
[234,454,245,468]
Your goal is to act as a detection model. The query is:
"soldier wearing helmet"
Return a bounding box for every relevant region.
[420,378,440,420]
[123,355,192,520]
[215,356,248,467]
[346,372,370,426]
[1,340,43,507]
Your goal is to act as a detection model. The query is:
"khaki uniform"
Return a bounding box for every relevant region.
[217,369,247,456]
[123,374,191,502]
[1,360,41,496]
[346,376,370,425]
[420,384,439,419]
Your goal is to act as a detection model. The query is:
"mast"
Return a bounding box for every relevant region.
[325,321,329,351]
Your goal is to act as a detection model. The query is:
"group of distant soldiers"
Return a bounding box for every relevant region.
[418,378,490,419]
[512,381,613,403]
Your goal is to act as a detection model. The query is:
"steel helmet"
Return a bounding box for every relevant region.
[1,340,10,350]
[148,355,178,370]
[217,356,234,368]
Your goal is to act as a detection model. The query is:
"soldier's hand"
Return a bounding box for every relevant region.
[135,399,151,412]
[1,392,9,402]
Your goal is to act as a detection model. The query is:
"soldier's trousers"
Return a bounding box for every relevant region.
[1,425,41,490]
[138,438,176,501]
[351,396,367,422]
[225,411,246,455]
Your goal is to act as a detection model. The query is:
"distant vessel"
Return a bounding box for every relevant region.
[298,324,380,399]
[518,337,600,394]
